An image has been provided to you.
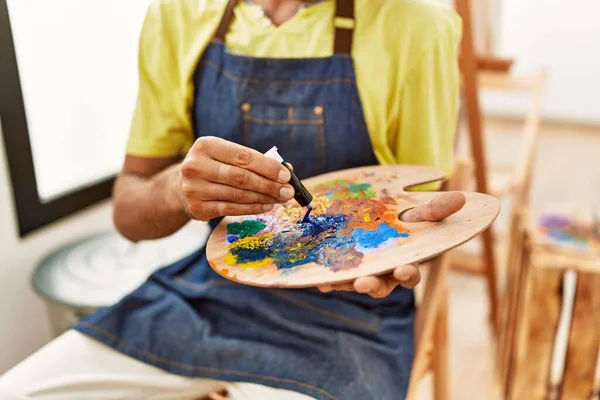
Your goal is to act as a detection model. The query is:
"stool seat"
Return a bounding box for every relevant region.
[33,222,209,310]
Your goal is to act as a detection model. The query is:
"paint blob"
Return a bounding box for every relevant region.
[227,220,266,238]
[537,213,599,252]
[224,179,411,272]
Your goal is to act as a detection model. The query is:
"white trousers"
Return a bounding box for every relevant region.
[0,330,315,400]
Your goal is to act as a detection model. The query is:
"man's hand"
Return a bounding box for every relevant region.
[178,137,295,221]
[317,191,466,298]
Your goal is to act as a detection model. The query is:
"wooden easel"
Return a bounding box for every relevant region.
[453,0,500,331]
[452,4,548,392]
[451,0,547,334]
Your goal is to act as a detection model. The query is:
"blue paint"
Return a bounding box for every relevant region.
[227,235,239,243]
[302,206,313,222]
[275,252,319,269]
[323,233,355,250]
[270,234,319,269]
[265,214,349,269]
[299,214,347,237]
[230,245,273,263]
[351,222,408,248]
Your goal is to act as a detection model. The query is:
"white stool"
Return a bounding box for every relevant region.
[32,222,209,336]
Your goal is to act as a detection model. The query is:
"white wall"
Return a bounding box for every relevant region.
[0,121,113,374]
[482,0,600,124]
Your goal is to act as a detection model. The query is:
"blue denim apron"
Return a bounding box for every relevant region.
[75,1,415,398]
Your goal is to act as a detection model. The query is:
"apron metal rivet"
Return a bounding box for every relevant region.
[313,106,324,116]
[241,103,251,112]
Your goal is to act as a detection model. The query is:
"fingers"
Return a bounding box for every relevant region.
[188,201,274,221]
[392,264,421,288]
[194,136,291,183]
[318,282,354,293]
[179,137,296,219]
[187,181,282,204]
[183,158,295,201]
[353,275,399,298]
[318,264,421,298]
[400,191,466,222]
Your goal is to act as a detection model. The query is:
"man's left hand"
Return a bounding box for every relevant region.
[317,191,466,298]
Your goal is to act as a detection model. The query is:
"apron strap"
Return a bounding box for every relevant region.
[214,0,239,42]
[333,0,355,55]
[214,0,355,55]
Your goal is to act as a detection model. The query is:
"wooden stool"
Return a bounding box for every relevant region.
[499,212,600,400]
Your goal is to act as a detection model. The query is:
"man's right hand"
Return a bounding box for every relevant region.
[177,136,294,221]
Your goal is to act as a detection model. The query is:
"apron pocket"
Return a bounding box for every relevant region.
[241,103,327,179]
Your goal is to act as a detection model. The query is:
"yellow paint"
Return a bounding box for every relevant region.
[225,252,273,269]
[224,235,274,269]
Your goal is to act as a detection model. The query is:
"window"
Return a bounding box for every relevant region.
[1,0,152,236]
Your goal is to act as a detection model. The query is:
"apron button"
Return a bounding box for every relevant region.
[313,106,324,116]
[241,103,251,113]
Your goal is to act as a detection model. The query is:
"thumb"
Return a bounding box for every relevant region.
[399,191,465,222]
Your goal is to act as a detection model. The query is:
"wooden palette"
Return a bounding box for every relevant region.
[206,165,500,288]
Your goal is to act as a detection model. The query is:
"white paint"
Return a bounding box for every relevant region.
[0,121,113,374]
[482,0,600,123]
[6,0,152,202]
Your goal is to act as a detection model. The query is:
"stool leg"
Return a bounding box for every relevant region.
[433,286,449,400]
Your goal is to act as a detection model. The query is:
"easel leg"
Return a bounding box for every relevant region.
[433,285,449,400]
[482,230,499,331]
[454,0,499,333]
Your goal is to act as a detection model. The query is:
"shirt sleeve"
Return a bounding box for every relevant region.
[394,22,462,190]
[125,2,194,157]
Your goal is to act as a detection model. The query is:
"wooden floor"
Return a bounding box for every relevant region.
[413,118,600,399]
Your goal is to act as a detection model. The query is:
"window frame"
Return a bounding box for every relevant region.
[0,0,114,237]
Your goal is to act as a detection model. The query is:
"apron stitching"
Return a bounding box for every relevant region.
[242,103,251,147]
[245,117,321,125]
[344,59,370,140]
[288,107,296,166]
[210,40,354,63]
[316,117,326,173]
[173,278,237,291]
[173,278,380,332]
[76,322,340,400]
[266,291,381,332]
[350,93,370,141]
[201,60,355,85]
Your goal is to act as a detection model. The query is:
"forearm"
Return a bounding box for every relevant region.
[112,163,190,242]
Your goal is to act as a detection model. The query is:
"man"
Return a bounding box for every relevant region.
[0,0,463,398]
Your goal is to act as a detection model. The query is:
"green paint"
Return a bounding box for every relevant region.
[348,183,371,192]
[227,220,266,238]
[348,183,376,199]
[317,179,378,200]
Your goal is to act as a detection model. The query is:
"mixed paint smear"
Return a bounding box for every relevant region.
[223,179,410,272]
[537,213,599,252]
